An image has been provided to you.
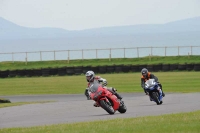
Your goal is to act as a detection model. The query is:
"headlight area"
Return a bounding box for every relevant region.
[93,91,103,101]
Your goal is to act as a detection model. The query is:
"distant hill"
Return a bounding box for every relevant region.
[0,16,200,53]
[0,17,73,40]
[80,16,200,35]
[0,16,200,40]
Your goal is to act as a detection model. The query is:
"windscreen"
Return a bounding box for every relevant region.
[88,81,101,93]
[145,79,156,89]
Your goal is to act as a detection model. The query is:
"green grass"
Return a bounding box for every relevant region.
[1,110,200,133]
[0,72,199,95]
[0,55,200,70]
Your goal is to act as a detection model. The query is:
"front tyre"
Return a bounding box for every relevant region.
[152,92,160,105]
[118,101,127,113]
[100,100,115,115]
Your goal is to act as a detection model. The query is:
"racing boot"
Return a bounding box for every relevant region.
[114,92,123,100]
[108,88,122,100]
[93,102,99,107]
[158,83,165,97]
[84,88,91,100]
[161,88,165,97]
[162,92,165,97]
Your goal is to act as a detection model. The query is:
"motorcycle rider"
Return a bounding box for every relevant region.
[141,68,165,97]
[85,70,122,107]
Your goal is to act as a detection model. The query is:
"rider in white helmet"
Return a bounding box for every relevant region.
[85,70,122,107]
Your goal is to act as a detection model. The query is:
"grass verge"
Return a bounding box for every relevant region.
[1,110,200,133]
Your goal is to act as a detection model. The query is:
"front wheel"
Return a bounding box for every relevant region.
[118,101,127,113]
[151,92,160,105]
[100,100,115,115]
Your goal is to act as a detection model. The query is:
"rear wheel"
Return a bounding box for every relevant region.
[100,100,115,115]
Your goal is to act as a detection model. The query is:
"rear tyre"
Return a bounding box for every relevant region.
[118,101,127,113]
[100,100,115,115]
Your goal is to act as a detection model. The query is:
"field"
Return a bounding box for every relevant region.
[0,72,199,95]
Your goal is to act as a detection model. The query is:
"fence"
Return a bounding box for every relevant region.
[0,46,199,62]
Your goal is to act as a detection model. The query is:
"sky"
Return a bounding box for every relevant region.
[0,0,200,30]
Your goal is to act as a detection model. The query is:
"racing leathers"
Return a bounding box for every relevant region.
[141,72,165,97]
[85,76,122,107]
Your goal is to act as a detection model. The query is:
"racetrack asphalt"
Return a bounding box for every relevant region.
[0,93,200,129]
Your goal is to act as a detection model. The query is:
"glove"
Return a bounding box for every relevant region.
[112,87,117,92]
[101,79,107,87]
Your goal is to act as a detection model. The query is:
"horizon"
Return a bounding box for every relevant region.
[1,15,200,31]
[0,0,200,30]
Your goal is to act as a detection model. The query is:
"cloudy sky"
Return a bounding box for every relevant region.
[0,0,200,30]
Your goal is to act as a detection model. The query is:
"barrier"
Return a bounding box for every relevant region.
[106,66,115,73]
[153,64,162,72]
[74,66,83,75]
[0,63,199,78]
[186,64,194,71]
[194,64,200,71]
[162,64,170,71]
[115,65,123,73]
[57,67,67,76]
[99,66,107,74]
[131,65,140,72]
[17,69,27,77]
[50,68,58,75]
[178,64,186,71]
[146,65,154,72]
[122,65,131,73]
[66,67,75,75]
[9,70,17,77]
[170,64,178,71]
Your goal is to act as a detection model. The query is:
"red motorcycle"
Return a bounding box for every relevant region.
[89,82,127,115]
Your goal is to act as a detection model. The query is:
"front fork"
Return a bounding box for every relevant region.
[157,87,163,101]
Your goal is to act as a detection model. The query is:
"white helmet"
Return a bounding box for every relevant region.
[85,71,95,82]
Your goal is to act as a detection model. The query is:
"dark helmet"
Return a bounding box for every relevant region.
[85,71,95,82]
[141,68,148,76]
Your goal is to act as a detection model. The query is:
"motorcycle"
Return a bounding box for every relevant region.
[88,82,127,115]
[144,79,163,105]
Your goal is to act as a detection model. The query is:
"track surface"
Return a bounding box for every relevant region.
[0,93,200,129]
